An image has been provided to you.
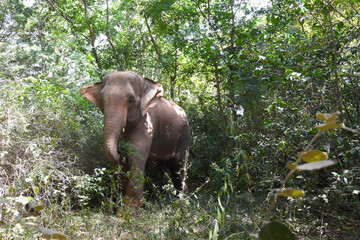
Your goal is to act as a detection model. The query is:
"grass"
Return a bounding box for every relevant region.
[0,188,256,239]
[3,187,358,239]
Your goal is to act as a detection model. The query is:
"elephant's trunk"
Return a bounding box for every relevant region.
[103,107,127,164]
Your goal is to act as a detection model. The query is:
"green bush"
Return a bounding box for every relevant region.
[0,75,120,237]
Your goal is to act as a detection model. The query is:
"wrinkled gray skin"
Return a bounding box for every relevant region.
[81,71,190,208]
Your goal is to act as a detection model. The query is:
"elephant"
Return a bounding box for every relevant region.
[80,70,190,209]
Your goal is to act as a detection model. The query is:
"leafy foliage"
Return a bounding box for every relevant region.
[1,0,359,239]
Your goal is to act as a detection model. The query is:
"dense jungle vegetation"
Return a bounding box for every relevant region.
[1,0,359,239]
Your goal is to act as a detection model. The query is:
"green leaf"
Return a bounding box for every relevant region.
[217,196,225,226]
[271,16,279,25]
[267,104,274,113]
[276,100,287,107]
[86,53,95,62]
[259,221,296,240]
[296,160,337,171]
[211,220,219,240]
[285,69,294,74]
[34,204,46,212]
[32,186,40,195]
[278,188,305,198]
[297,150,328,162]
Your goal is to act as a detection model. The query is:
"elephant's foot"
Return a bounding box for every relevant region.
[117,207,140,217]
[117,195,142,217]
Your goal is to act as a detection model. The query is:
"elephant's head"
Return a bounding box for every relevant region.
[80,71,163,164]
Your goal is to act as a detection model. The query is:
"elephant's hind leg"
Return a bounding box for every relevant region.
[166,158,189,194]
[166,134,190,194]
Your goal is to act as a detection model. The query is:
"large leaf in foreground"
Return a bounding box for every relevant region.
[259,221,296,240]
[297,150,328,162]
[316,121,341,131]
[315,112,341,130]
[278,188,305,198]
[296,160,337,171]
[316,112,339,122]
[38,226,66,240]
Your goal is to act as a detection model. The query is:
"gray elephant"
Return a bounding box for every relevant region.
[80,70,190,209]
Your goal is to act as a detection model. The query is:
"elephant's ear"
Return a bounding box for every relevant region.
[141,78,163,116]
[80,82,104,114]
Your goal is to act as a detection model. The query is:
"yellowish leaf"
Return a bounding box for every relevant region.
[316,112,341,131]
[278,188,305,198]
[33,204,46,212]
[316,113,337,122]
[316,120,342,131]
[297,150,328,162]
[286,162,298,170]
[32,186,40,195]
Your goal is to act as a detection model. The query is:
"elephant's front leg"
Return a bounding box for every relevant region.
[123,159,146,209]
[123,136,151,209]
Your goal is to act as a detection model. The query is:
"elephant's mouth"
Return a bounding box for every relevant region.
[116,128,127,157]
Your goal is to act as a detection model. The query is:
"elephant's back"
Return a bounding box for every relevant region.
[151,98,189,125]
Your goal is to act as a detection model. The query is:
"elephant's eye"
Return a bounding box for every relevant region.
[128,96,135,104]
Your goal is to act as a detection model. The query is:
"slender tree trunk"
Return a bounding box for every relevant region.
[170,75,176,100]
[214,62,229,153]
[46,0,102,70]
[37,6,45,74]
[353,72,360,125]
[327,0,342,119]
[228,0,238,149]
[82,0,102,70]
[170,47,179,100]
[144,14,179,100]
[106,0,121,70]
[214,62,225,133]
[228,66,238,138]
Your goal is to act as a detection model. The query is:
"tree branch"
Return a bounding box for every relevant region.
[105,0,121,69]
[45,0,89,42]
[144,14,171,76]
[81,0,102,69]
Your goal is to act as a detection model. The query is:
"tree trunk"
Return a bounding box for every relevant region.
[214,62,228,153]
[214,62,225,133]
[327,0,342,119]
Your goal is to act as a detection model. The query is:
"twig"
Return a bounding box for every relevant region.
[265,130,323,221]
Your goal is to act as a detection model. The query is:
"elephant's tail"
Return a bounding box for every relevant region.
[189,149,206,159]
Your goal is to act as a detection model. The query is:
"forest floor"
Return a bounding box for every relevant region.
[15,184,358,240]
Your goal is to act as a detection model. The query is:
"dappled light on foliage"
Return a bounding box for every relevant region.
[262,113,357,238]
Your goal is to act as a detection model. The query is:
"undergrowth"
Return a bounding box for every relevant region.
[1,76,359,239]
